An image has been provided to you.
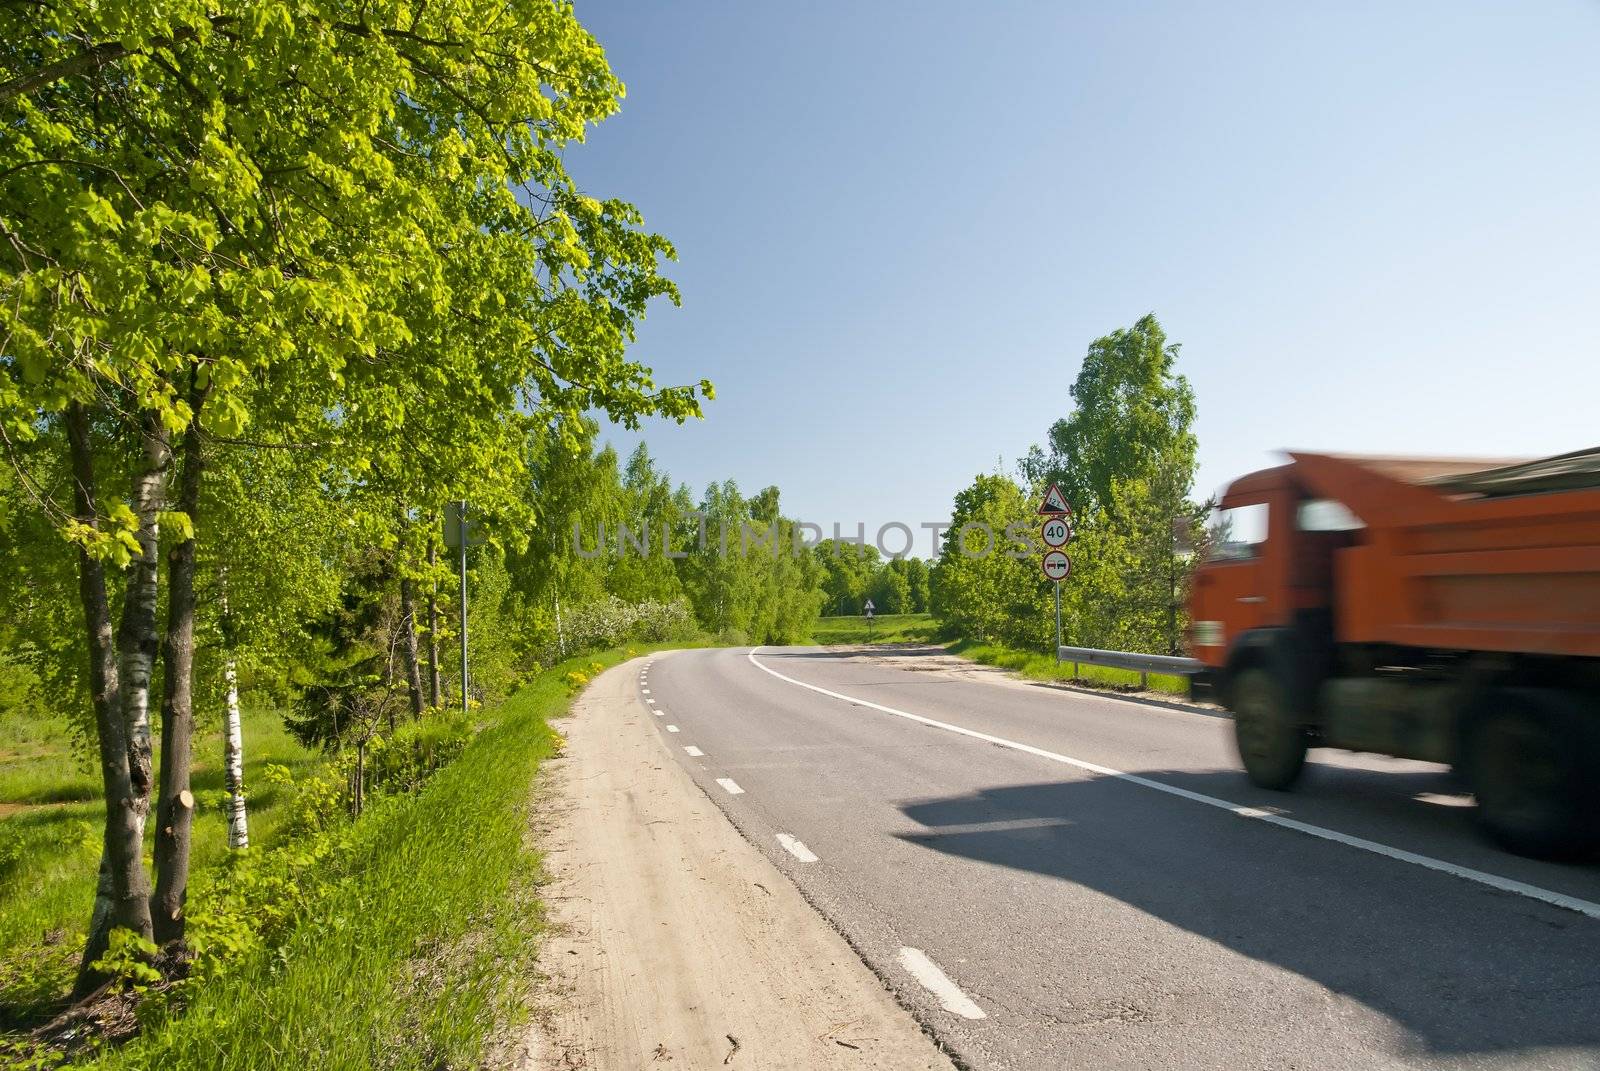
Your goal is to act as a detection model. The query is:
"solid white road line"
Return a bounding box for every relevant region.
[716,777,745,795]
[667,724,680,733]
[684,745,704,757]
[776,833,819,863]
[896,947,986,1020]
[746,648,1600,922]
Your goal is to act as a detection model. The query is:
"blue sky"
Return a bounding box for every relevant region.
[566,1,1600,552]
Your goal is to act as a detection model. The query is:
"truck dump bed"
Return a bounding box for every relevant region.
[1288,449,1600,659]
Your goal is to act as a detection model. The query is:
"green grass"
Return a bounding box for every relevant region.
[65,642,663,1070]
[808,613,941,645]
[0,708,319,979]
[946,638,1190,697]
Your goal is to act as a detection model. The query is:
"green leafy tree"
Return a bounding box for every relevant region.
[866,565,911,615]
[1025,314,1201,655]
[813,539,882,616]
[930,474,1047,649]
[1028,314,1196,520]
[885,557,930,613]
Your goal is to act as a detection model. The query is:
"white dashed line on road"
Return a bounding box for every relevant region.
[776,834,819,863]
[716,778,744,795]
[666,724,680,733]
[897,947,985,1020]
[684,745,704,757]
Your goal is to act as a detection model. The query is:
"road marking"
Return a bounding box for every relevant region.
[896,947,985,1020]
[648,698,657,706]
[776,833,819,863]
[716,777,745,795]
[747,648,1600,922]
[642,688,650,694]
[684,745,704,757]
[666,724,680,733]
[654,710,665,717]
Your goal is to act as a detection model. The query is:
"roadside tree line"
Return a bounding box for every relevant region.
[0,0,714,999]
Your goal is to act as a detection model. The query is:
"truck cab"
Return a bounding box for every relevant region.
[1189,465,1361,714]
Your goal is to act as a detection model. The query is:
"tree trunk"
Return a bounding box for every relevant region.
[427,538,442,709]
[554,591,565,659]
[399,574,425,719]
[117,413,171,842]
[67,404,153,994]
[222,653,248,849]
[151,414,204,950]
[219,576,248,850]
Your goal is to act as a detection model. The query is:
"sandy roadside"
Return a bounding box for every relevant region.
[516,654,957,1071]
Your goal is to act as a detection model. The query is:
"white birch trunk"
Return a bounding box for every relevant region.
[222,655,248,849]
[119,418,171,842]
[219,575,248,850]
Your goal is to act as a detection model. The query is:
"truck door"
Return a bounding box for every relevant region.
[1192,499,1272,659]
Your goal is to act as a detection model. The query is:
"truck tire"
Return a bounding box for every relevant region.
[1232,667,1308,790]
[1464,689,1599,860]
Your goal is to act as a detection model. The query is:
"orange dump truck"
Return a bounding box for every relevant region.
[1187,448,1600,858]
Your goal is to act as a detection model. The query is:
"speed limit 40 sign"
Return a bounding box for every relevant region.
[1041,516,1071,548]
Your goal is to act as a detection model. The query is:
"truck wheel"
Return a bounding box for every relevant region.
[1465,690,1598,860]
[1232,667,1307,790]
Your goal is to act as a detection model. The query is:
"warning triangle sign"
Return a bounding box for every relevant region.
[1037,483,1071,516]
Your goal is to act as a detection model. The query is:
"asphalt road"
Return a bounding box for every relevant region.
[635,646,1600,1071]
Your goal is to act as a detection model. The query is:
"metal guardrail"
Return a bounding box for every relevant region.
[1056,645,1204,677]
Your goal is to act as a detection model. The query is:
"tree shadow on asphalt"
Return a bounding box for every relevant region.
[894,770,1600,1060]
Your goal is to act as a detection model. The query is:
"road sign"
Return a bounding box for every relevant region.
[443,502,487,549]
[863,599,876,618]
[1041,550,1071,582]
[1041,516,1071,548]
[1037,483,1071,516]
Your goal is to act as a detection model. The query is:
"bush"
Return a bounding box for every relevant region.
[554,597,696,658]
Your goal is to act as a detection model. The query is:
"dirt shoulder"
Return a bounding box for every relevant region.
[518,655,956,1071]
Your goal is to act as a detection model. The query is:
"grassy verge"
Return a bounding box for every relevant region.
[0,710,320,1013]
[808,613,940,645]
[71,643,661,1070]
[946,638,1189,696]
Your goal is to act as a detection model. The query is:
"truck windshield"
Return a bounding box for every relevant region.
[1206,502,1268,561]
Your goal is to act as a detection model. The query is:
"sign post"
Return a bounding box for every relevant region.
[1037,484,1073,663]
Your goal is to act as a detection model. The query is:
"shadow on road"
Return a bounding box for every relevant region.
[895,772,1600,1060]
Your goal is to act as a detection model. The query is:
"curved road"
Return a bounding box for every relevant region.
[634,645,1600,1071]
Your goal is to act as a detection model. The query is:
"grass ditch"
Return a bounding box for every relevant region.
[946,638,1189,696]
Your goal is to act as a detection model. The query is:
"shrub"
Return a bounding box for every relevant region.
[553,597,696,660]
